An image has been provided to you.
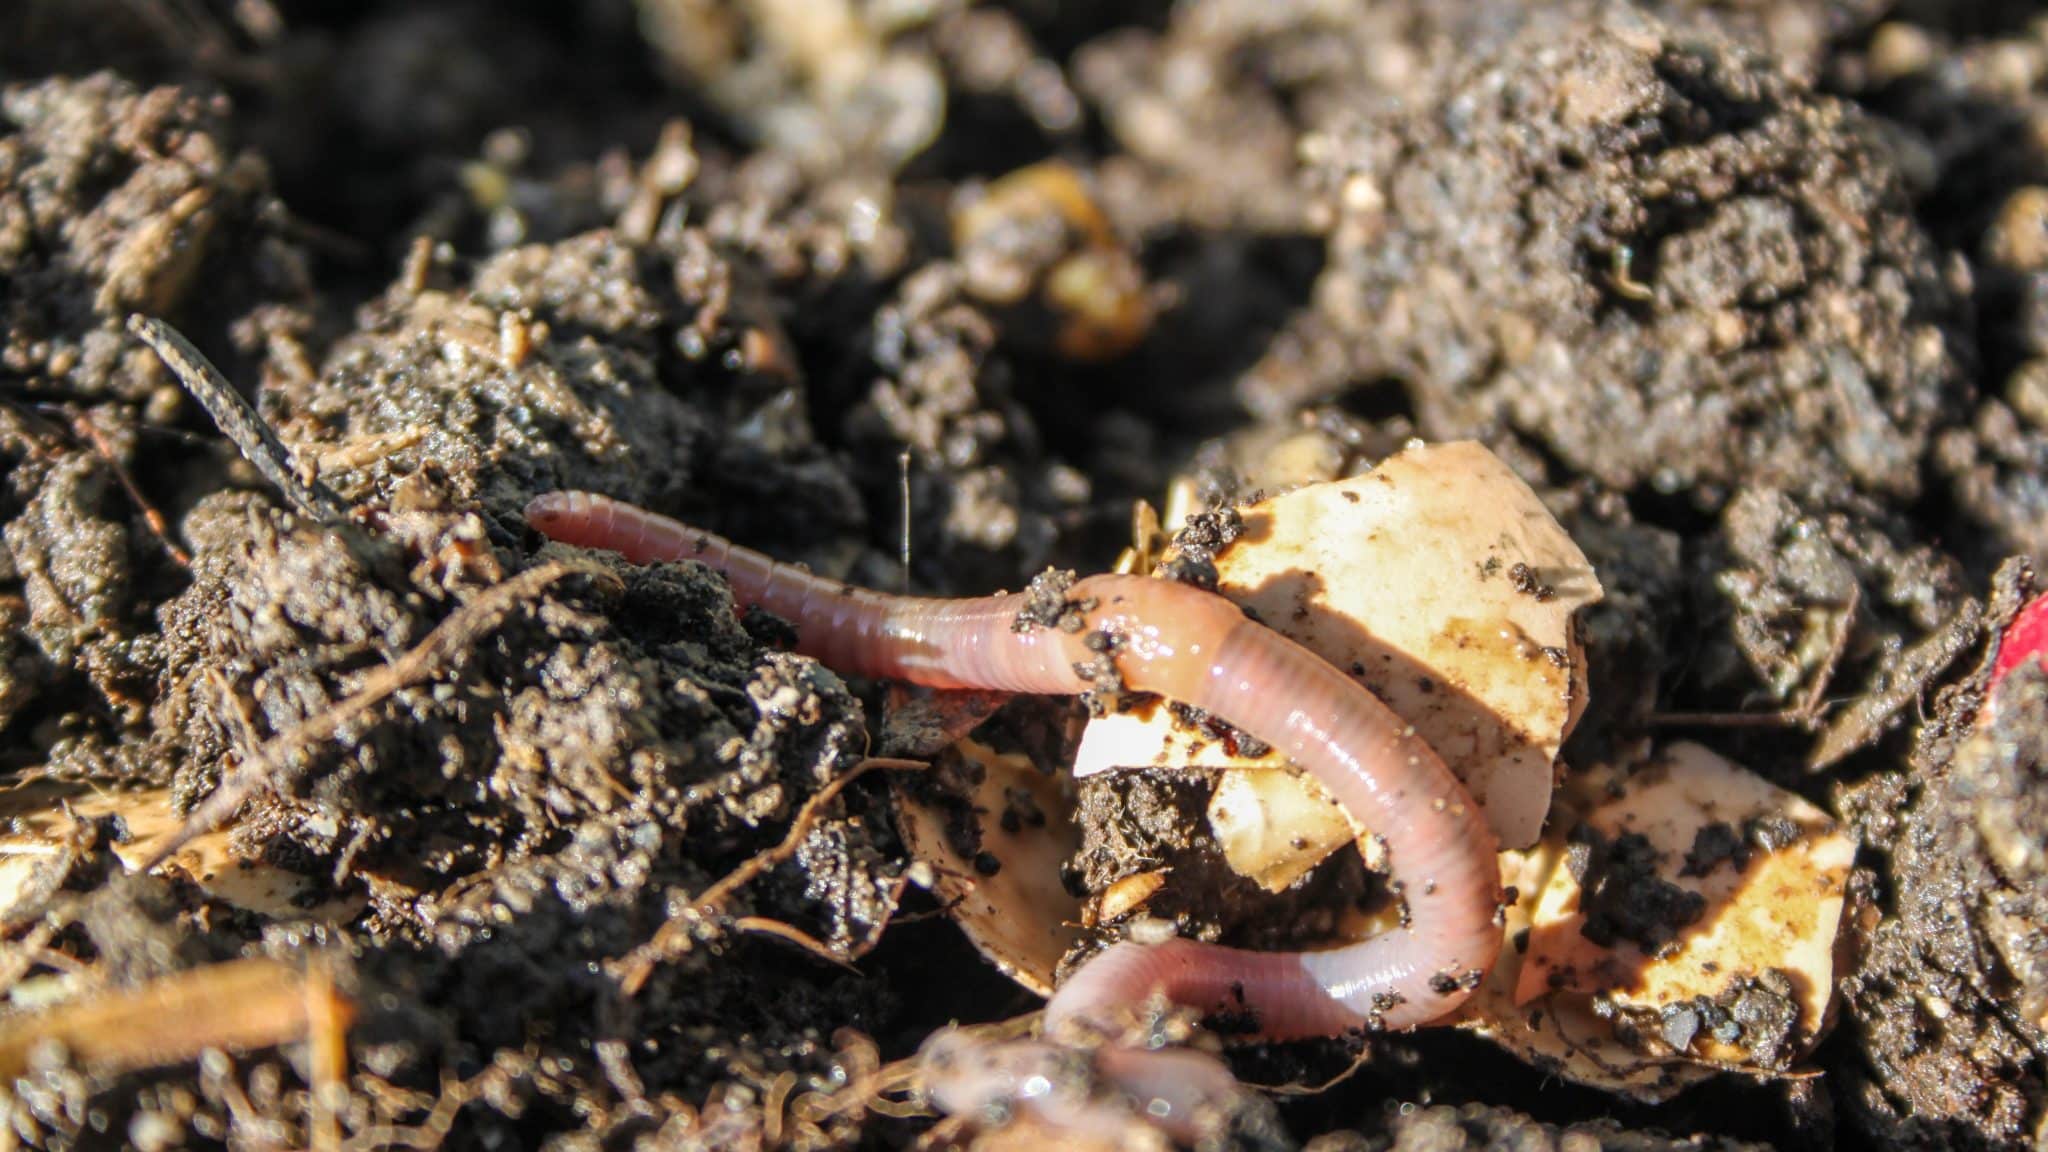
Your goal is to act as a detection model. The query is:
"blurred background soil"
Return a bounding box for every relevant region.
[4,0,2048,1148]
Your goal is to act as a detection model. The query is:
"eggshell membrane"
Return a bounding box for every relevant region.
[1073,440,1602,874]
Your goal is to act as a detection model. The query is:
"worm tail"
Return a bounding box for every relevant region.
[525,492,1084,693]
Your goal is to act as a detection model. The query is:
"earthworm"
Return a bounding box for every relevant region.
[917,1027,1244,1143]
[526,490,1504,1039]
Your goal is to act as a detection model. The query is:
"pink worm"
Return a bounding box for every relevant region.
[526,490,1504,1038]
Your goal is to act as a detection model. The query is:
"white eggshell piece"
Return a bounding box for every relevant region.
[1515,742,1854,1053]
[1204,769,1354,893]
[1073,440,1602,851]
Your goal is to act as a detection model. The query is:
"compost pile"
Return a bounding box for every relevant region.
[2,0,2047,1148]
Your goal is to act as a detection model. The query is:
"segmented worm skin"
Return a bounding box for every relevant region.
[526,490,1505,1038]
[918,1028,1241,1142]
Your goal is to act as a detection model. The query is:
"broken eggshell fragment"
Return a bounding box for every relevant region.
[1454,741,1855,1099]
[1075,440,1602,897]
[893,737,1084,996]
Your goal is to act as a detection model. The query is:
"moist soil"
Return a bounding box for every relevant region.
[3,1,2048,1148]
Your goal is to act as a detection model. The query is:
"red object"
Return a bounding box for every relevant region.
[1992,591,2048,690]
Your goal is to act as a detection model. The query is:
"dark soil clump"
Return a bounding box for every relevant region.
[1254,10,1971,513]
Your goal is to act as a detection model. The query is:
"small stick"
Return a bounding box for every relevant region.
[140,562,598,871]
[307,955,352,1152]
[735,915,861,972]
[70,411,191,567]
[127,314,349,522]
[1652,585,1862,734]
[0,957,324,1080]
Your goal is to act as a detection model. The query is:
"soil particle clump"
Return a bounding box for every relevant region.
[1836,570,2048,1148]
[1840,15,2048,565]
[1065,769,1370,978]
[1308,1100,1772,1152]
[1255,11,1972,512]
[0,72,310,403]
[854,262,1091,589]
[268,228,866,559]
[0,71,310,779]
[126,473,907,1142]
[1565,823,1705,957]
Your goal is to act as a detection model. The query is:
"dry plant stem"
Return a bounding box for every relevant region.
[127,314,349,522]
[1651,584,1861,733]
[529,490,1505,1039]
[734,915,863,971]
[0,923,56,999]
[308,956,351,1152]
[0,957,324,1079]
[143,561,599,871]
[70,411,192,566]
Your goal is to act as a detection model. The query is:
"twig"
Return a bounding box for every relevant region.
[762,1069,799,1146]
[127,314,348,522]
[1646,707,1830,731]
[1651,585,1863,734]
[620,756,926,994]
[1812,596,1985,770]
[0,923,56,1000]
[898,448,913,594]
[0,957,320,1080]
[70,411,191,567]
[733,915,861,973]
[140,561,599,871]
[308,955,350,1152]
[342,1073,467,1152]
[691,757,926,914]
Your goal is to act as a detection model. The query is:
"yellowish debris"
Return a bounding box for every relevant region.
[0,783,363,921]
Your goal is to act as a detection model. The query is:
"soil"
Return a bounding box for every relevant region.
[4,0,2048,1149]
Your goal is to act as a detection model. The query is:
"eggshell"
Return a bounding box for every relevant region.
[1074,440,1602,880]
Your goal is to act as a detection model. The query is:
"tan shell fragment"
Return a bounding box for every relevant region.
[1455,742,1854,1098]
[1450,844,1716,1102]
[1204,768,1353,893]
[893,739,1084,996]
[1073,440,1602,886]
[1516,743,1854,1034]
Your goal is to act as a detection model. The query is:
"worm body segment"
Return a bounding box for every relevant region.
[527,490,1504,1038]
